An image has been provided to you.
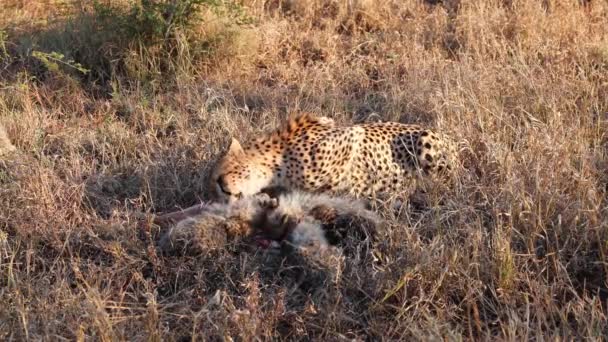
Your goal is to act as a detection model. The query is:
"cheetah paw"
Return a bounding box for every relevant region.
[318,116,335,127]
[254,192,279,209]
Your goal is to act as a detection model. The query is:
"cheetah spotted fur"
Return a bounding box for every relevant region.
[211,113,457,203]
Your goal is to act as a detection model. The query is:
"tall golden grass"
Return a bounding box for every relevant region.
[1,0,607,339]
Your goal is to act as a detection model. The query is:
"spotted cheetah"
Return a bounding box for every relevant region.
[211,113,457,203]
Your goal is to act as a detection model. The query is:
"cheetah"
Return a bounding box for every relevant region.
[211,113,457,203]
[157,189,379,255]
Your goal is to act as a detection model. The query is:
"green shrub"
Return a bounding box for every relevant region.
[96,0,210,44]
[8,0,253,90]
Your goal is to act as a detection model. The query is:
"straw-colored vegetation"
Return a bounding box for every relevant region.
[1,0,607,340]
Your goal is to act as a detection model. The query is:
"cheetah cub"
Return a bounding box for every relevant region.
[252,188,379,253]
[157,189,379,255]
[210,113,457,204]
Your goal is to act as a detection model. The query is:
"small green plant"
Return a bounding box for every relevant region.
[0,30,8,59]
[31,50,90,74]
[0,168,11,185]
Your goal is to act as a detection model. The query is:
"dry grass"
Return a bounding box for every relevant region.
[1,0,607,340]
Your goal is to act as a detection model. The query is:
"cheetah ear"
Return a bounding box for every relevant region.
[228,138,244,156]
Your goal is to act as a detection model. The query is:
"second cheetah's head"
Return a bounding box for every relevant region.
[211,138,273,204]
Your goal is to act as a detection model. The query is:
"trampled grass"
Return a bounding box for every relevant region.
[1,0,607,340]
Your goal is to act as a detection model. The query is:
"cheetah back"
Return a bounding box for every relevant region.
[277,120,454,198]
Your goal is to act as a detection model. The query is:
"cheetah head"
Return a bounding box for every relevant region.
[211,138,273,204]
